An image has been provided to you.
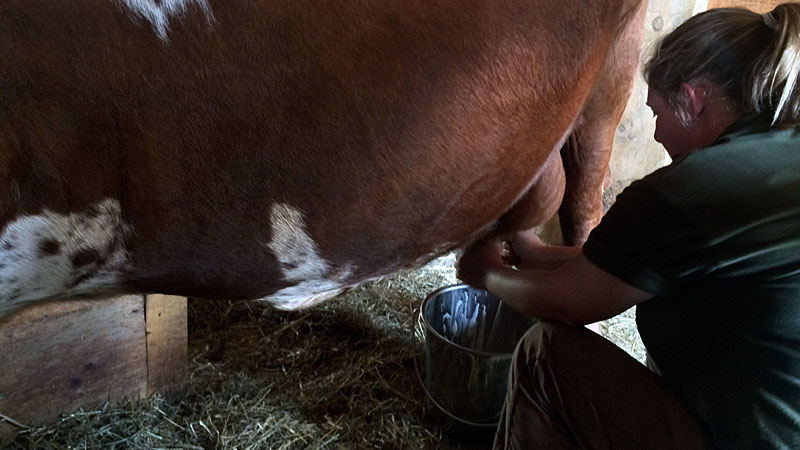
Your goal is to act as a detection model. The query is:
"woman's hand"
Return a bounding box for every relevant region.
[455,240,507,290]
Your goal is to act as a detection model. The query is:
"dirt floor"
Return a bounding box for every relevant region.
[4,253,645,450]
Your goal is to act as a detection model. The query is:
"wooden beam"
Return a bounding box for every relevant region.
[707,0,779,12]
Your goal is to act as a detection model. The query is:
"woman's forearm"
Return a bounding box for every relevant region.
[483,265,575,324]
[482,254,653,326]
[457,240,653,326]
[511,231,582,270]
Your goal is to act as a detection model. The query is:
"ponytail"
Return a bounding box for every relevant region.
[644,2,800,126]
[749,4,800,124]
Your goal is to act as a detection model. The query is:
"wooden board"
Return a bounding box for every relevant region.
[0,294,188,441]
[0,296,147,438]
[707,0,780,12]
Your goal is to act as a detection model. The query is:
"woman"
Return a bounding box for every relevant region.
[456,4,800,449]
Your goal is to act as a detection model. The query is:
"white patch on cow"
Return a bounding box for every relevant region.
[0,199,130,315]
[260,203,353,310]
[117,0,213,40]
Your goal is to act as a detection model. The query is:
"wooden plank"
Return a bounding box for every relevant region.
[0,295,148,439]
[707,0,779,12]
[145,294,188,395]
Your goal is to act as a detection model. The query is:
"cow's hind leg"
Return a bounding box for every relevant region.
[558,0,646,246]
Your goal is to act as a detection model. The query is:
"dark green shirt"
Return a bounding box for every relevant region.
[583,114,800,450]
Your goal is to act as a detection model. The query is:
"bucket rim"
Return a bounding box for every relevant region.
[420,283,517,357]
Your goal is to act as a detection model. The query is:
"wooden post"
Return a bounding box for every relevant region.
[145,294,188,395]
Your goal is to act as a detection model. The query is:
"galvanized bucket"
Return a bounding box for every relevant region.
[415,284,536,444]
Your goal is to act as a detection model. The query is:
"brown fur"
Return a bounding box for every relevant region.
[0,0,646,305]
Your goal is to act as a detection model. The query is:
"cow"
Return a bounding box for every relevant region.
[0,0,647,317]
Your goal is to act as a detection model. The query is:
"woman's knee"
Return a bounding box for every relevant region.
[516,320,597,362]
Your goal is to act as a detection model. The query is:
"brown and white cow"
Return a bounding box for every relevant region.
[0,0,646,316]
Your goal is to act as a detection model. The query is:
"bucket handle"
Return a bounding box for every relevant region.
[412,306,502,430]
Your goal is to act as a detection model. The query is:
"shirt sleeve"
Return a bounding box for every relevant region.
[582,179,708,299]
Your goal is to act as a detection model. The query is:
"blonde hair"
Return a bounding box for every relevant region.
[643,3,800,125]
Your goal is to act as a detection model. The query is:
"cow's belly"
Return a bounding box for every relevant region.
[251,203,355,310]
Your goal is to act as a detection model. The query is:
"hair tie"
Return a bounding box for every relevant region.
[763,11,778,30]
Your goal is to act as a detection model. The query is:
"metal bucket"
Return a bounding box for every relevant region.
[415,284,536,444]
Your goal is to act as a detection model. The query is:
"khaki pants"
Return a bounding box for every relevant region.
[493,322,715,450]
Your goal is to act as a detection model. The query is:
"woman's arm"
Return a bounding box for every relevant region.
[456,239,654,326]
[509,230,581,270]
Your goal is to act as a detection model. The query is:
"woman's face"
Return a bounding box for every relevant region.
[646,88,694,159]
[646,85,741,160]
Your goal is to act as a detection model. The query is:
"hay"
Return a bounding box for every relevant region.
[6,253,644,449]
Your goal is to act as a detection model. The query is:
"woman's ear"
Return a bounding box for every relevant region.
[680,82,707,122]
